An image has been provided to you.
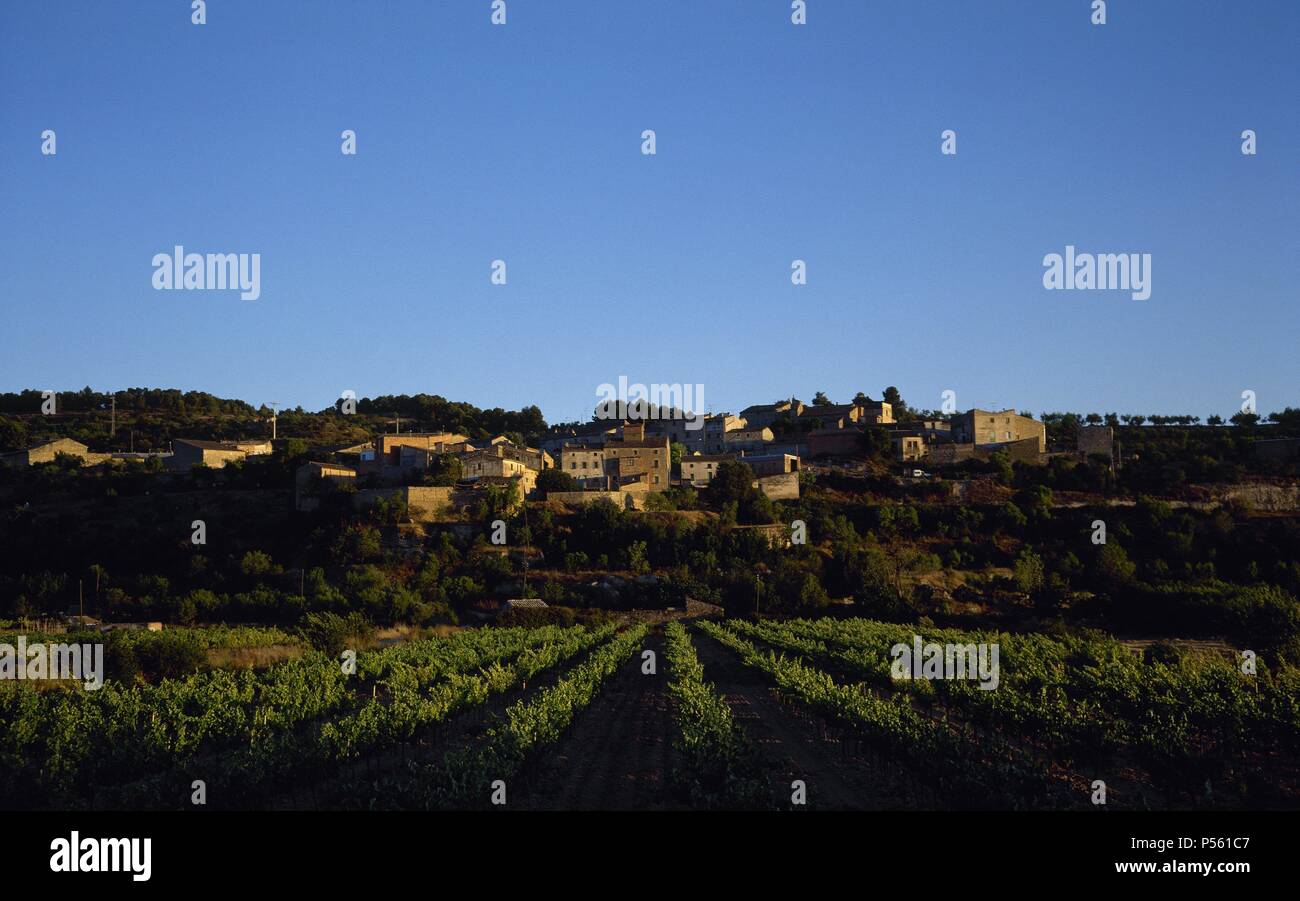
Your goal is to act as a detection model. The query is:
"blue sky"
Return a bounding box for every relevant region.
[1,1,1296,425]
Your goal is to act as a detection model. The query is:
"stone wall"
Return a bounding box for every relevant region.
[1208,483,1300,512]
[1078,425,1114,459]
[548,490,647,511]
[353,486,457,522]
[807,430,862,458]
[755,471,799,500]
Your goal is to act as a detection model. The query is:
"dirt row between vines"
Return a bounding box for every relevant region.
[517,633,681,810]
[515,627,907,810]
[269,635,616,810]
[689,629,908,810]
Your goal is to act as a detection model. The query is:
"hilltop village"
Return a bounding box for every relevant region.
[1,396,1103,522]
[2,387,1298,645]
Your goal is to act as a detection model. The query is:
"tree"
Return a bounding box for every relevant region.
[708,461,756,508]
[813,391,832,406]
[0,415,28,450]
[239,550,276,578]
[1096,542,1136,588]
[670,441,685,469]
[883,386,904,409]
[277,438,309,463]
[423,453,461,486]
[627,540,650,575]
[1012,549,1045,594]
[536,468,579,495]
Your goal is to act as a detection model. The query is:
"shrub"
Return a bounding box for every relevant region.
[299,611,375,656]
[130,632,208,681]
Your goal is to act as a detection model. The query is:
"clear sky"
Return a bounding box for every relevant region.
[2,1,1296,425]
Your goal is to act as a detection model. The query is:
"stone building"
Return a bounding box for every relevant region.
[375,432,470,466]
[602,421,670,489]
[895,435,925,462]
[950,409,1046,453]
[559,445,607,486]
[559,421,670,490]
[169,438,271,470]
[703,414,747,453]
[807,429,862,458]
[723,427,775,453]
[680,453,735,486]
[0,438,95,467]
[797,404,857,430]
[855,400,894,425]
[538,422,617,455]
[741,453,800,478]
[739,400,800,429]
[1077,425,1114,460]
[294,461,357,511]
[460,448,538,497]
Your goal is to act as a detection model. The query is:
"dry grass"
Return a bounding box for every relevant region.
[206,644,304,671]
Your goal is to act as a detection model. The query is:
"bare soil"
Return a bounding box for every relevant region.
[518,634,683,810]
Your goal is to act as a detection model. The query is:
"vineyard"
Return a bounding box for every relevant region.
[1,617,1296,811]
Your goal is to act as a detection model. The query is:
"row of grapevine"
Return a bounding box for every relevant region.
[0,624,587,807]
[775,617,1300,770]
[697,620,1068,808]
[102,624,618,808]
[663,622,766,808]
[356,625,649,810]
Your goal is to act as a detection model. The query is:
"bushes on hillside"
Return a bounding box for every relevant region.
[299,611,375,656]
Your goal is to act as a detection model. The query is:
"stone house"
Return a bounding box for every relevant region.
[602,421,670,490]
[460,449,538,497]
[169,438,270,470]
[950,409,1046,454]
[1077,425,1114,460]
[895,435,925,462]
[740,453,800,478]
[680,453,736,486]
[807,429,862,458]
[739,400,800,429]
[724,427,775,453]
[294,461,357,511]
[703,414,747,453]
[0,438,97,467]
[560,444,607,486]
[375,432,470,466]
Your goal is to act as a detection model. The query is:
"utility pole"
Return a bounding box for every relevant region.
[268,402,280,441]
[521,494,530,598]
[110,394,116,438]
